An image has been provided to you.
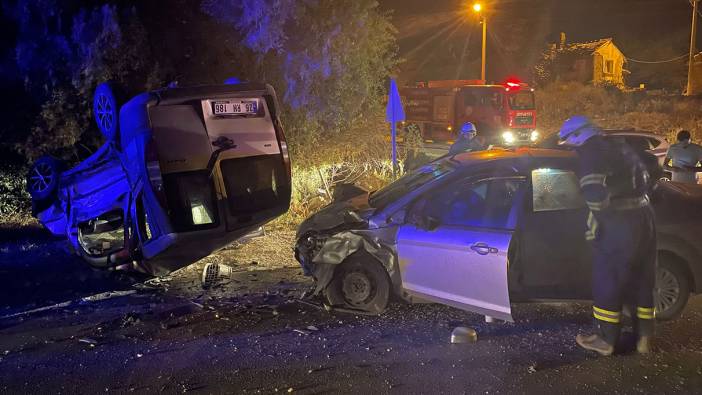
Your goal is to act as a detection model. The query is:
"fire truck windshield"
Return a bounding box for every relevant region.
[508,91,535,110]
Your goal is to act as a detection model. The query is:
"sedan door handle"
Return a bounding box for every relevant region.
[470,242,499,255]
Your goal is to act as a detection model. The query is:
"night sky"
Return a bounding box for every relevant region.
[0,0,697,89]
[381,0,699,87]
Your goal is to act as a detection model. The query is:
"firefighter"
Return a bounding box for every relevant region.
[664,130,702,184]
[558,116,657,356]
[449,122,486,155]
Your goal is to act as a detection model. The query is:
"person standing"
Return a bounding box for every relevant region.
[664,130,702,183]
[558,116,657,356]
[449,122,486,155]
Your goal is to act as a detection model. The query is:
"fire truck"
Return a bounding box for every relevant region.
[400,79,539,147]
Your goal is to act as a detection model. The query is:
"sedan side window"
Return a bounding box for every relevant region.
[647,137,662,149]
[624,136,652,152]
[532,168,585,212]
[423,178,525,229]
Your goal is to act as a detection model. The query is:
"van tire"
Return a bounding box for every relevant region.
[93,82,124,142]
[27,156,64,203]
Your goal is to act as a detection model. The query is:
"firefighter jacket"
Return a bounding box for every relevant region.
[448,135,487,156]
[575,135,652,240]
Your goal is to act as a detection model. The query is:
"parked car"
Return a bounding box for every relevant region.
[539,129,671,178]
[28,82,291,275]
[295,148,702,321]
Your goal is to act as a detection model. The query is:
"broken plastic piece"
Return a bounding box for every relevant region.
[450,326,478,344]
[202,263,234,288]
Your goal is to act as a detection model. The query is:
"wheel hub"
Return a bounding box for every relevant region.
[96,94,114,132]
[655,267,680,315]
[29,163,55,193]
[342,271,374,305]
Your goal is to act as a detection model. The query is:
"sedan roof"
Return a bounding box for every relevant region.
[451,147,576,166]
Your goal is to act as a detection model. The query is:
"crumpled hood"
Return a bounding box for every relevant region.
[296,188,374,238]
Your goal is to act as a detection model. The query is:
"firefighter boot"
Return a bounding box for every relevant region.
[636,336,652,354]
[576,334,614,356]
[633,311,655,354]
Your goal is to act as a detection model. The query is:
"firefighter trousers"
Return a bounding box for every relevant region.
[589,205,656,346]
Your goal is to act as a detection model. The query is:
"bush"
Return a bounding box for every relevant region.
[536,82,702,142]
[0,168,34,226]
[275,116,401,227]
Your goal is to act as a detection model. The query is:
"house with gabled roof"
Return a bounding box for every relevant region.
[535,33,627,88]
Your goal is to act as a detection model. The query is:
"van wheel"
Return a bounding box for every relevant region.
[325,256,390,315]
[27,156,63,202]
[655,255,690,321]
[93,82,123,142]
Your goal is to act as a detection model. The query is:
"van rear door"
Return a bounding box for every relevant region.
[201,90,291,232]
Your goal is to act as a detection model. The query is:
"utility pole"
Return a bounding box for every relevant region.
[686,0,699,96]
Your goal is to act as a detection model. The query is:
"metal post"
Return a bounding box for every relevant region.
[391,122,397,179]
[481,16,487,83]
[686,0,699,96]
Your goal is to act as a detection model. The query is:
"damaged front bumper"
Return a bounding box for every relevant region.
[295,228,400,296]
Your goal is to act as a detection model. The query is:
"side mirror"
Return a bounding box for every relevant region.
[426,216,441,231]
[343,210,363,223]
[421,216,441,231]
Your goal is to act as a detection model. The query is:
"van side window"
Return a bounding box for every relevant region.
[531,168,585,212]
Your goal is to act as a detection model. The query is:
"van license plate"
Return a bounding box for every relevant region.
[212,99,258,116]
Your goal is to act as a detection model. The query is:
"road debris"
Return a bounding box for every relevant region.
[450,327,478,344]
[202,262,234,288]
[78,338,98,346]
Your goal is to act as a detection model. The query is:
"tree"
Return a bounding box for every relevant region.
[7,1,162,161]
[201,0,398,147]
[5,0,398,163]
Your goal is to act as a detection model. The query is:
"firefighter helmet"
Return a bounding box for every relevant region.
[460,122,477,137]
[558,115,600,146]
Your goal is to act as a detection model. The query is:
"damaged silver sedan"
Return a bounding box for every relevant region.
[295,149,702,320]
[28,82,291,276]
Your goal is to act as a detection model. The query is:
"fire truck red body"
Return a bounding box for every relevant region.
[400,80,539,146]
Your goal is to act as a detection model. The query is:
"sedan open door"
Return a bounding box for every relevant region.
[397,176,526,322]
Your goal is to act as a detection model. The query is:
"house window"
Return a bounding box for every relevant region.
[604,59,615,74]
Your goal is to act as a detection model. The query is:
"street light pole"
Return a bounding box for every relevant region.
[686,0,699,96]
[481,15,487,83]
[473,3,487,83]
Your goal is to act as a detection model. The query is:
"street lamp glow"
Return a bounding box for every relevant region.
[473,3,482,12]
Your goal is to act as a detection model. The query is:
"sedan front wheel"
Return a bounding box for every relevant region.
[325,256,390,315]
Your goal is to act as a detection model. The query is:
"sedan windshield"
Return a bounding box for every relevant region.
[369,159,456,209]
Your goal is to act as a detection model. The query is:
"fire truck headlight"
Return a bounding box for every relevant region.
[530,130,540,142]
[502,131,516,144]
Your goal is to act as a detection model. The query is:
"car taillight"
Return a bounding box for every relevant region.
[145,137,168,208]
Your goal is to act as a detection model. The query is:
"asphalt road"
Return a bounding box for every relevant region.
[1,231,701,394]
